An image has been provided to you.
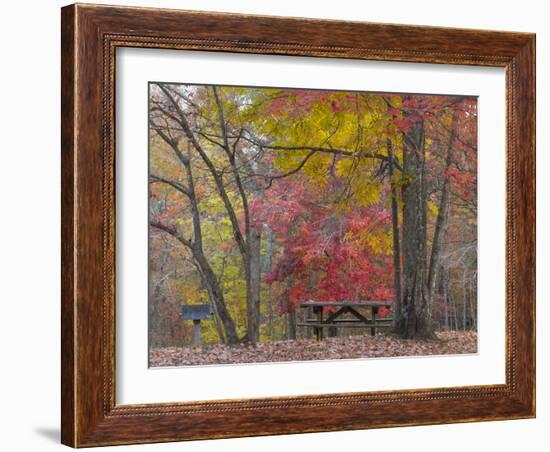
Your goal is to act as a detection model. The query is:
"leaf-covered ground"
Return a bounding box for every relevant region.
[149,331,477,367]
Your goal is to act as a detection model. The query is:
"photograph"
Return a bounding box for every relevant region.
[147,82,478,367]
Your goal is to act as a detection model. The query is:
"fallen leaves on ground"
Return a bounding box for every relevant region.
[149,331,477,367]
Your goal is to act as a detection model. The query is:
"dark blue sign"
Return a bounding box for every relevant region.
[181,304,212,321]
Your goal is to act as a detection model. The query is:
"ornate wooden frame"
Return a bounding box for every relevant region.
[61,3,535,447]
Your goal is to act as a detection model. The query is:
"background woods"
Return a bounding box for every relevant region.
[148,83,477,351]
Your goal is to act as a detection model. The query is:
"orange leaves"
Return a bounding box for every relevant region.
[149,331,478,366]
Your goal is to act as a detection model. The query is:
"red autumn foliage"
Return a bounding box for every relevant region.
[251,174,395,313]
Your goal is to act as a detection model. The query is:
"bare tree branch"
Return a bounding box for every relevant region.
[149,174,191,198]
[149,118,190,166]
[150,221,193,250]
[154,82,250,264]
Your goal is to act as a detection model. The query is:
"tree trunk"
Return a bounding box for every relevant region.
[194,262,226,343]
[285,277,297,340]
[439,266,449,331]
[149,285,165,349]
[193,251,239,344]
[470,279,477,329]
[462,270,467,330]
[247,229,262,343]
[210,301,226,343]
[262,226,275,339]
[427,113,458,306]
[394,114,435,339]
[387,139,402,325]
[184,151,239,344]
[288,308,297,340]
[450,293,458,330]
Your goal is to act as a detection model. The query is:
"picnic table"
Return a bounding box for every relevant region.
[297,301,393,340]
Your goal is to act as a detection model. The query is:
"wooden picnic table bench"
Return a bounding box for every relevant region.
[297,300,393,340]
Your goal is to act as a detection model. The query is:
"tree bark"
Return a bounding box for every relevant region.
[462,270,468,330]
[450,292,458,330]
[284,276,297,340]
[288,308,297,340]
[193,260,226,343]
[387,139,402,325]
[192,251,239,343]
[247,228,262,343]
[470,279,477,329]
[439,266,449,331]
[262,226,276,338]
[427,113,458,306]
[394,113,435,339]
[287,306,296,341]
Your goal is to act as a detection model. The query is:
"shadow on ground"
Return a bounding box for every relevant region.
[34,427,59,443]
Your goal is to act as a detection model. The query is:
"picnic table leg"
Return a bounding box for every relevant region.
[313,306,324,341]
[328,325,337,338]
[319,307,324,340]
[302,308,309,339]
[371,307,378,336]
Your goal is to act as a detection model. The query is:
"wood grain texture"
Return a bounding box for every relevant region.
[60,5,76,447]
[60,3,536,447]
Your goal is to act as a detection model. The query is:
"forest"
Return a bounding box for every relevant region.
[148,82,478,366]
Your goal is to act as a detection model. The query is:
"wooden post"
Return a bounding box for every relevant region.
[181,304,212,345]
[319,307,324,340]
[313,306,324,341]
[371,306,378,336]
[193,319,201,345]
[302,307,309,339]
[313,306,321,341]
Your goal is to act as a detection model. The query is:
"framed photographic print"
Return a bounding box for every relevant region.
[61,3,535,447]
